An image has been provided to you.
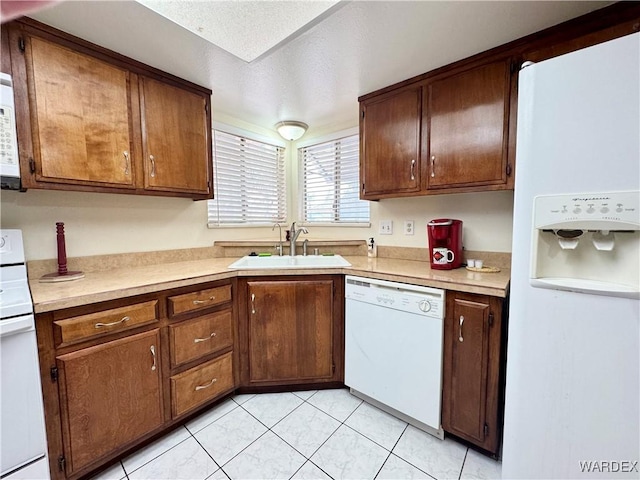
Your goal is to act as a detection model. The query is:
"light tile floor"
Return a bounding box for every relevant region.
[92,389,501,480]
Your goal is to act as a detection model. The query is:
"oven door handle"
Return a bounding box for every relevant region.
[0,314,35,337]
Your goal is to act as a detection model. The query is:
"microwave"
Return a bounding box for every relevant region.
[0,72,21,190]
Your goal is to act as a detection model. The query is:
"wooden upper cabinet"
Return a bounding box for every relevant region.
[140,77,210,195]
[360,87,421,199]
[424,60,512,191]
[26,36,135,187]
[8,19,213,199]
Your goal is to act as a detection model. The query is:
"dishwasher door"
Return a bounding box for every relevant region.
[345,279,444,437]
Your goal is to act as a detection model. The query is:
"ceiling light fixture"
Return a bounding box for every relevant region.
[275,121,308,141]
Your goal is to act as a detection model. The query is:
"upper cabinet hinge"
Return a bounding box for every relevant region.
[488,313,494,327]
[361,110,365,119]
[361,183,365,193]
[58,455,66,472]
[332,363,336,374]
[18,37,25,53]
[205,103,208,114]
[50,366,59,382]
[29,158,36,174]
[506,164,512,176]
[484,424,489,437]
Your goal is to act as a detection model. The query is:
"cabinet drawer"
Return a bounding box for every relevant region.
[169,310,233,367]
[53,300,159,347]
[170,352,234,418]
[168,285,231,317]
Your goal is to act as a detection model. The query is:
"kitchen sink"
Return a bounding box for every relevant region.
[227,255,351,269]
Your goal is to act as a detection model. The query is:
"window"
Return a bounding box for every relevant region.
[299,134,370,224]
[208,130,286,226]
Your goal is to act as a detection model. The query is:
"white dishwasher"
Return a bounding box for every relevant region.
[345,275,445,439]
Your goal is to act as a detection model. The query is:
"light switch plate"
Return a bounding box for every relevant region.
[379,220,393,235]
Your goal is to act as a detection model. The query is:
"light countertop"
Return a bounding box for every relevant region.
[29,255,510,313]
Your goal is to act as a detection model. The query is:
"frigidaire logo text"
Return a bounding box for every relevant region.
[571,196,611,202]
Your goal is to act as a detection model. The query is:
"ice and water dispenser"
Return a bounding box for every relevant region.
[530,191,639,298]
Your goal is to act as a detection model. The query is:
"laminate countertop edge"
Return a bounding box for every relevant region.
[29,256,511,313]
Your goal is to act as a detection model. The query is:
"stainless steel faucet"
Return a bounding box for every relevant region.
[289,222,309,256]
[272,223,284,256]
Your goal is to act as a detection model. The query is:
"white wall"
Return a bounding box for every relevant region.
[0,114,514,261]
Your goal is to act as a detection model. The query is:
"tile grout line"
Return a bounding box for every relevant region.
[372,423,409,480]
[458,448,469,480]
[121,426,193,477]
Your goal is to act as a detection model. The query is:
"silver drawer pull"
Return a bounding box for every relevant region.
[251,293,256,314]
[195,378,217,391]
[194,332,217,343]
[150,345,157,371]
[95,316,130,328]
[431,155,436,178]
[150,155,156,178]
[459,315,464,342]
[410,159,416,180]
[193,296,215,305]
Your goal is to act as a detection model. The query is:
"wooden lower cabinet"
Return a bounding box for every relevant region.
[36,280,236,480]
[239,276,344,386]
[56,329,163,475]
[441,291,506,455]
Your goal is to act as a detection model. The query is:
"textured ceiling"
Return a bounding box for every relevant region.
[28,1,610,136]
[136,0,341,62]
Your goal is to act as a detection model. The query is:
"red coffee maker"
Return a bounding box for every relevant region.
[427,219,463,270]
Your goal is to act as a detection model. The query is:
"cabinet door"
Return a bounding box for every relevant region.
[140,77,211,195]
[425,60,511,190]
[442,293,503,454]
[26,36,135,187]
[360,87,421,198]
[247,280,334,383]
[56,329,163,475]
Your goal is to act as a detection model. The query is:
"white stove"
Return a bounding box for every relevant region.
[0,230,50,479]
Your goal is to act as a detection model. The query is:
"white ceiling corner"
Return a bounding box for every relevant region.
[136,0,341,62]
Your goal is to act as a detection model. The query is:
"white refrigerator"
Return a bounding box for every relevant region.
[502,32,640,479]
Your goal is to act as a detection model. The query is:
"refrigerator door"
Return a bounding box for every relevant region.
[503,33,639,479]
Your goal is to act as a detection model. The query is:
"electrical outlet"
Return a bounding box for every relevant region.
[404,220,415,235]
[379,220,393,235]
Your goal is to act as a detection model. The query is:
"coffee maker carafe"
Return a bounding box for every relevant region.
[427,219,463,270]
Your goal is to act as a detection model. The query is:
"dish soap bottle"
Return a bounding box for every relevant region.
[367,237,377,258]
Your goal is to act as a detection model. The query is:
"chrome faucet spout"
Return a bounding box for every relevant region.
[289,222,309,256]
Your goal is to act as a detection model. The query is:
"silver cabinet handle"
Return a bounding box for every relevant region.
[149,155,156,178]
[431,155,436,178]
[95,315,130,329]
[251,293,256,315]
[459,315,464,342]
[123,151,130,175]
[410,159,416,180]
[150,345,157,371]
[193,296,215,305]
[194,332,217,343]
[195,378,217,391]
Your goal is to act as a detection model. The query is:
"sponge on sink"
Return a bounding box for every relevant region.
[258,253,272,257]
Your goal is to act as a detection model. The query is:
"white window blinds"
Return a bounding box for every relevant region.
[208,130,286,226]
[299,134,370,224]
